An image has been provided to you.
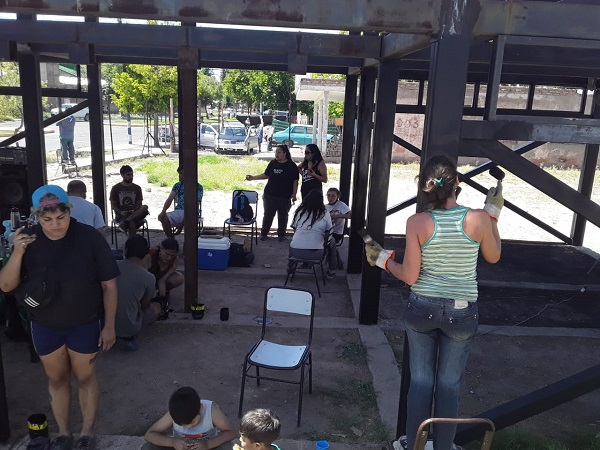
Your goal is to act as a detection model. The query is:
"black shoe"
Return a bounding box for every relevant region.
[50,435,73,450]
[278,236,287,242]
[260,235,267,241]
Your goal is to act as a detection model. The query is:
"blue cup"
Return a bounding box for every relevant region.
[316,441,329,450]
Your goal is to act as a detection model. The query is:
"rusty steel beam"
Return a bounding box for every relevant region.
[1,1,599,39]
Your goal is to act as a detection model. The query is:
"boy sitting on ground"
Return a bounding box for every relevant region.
[144,386,236,450]
[234,408,281,450]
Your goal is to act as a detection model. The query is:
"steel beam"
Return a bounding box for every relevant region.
[87,64,107,219]
[339,74,358,206]
[347,67,376,274]
[475,140,600,229]
[571,89,600,245]
[178,46,199,313]
[461,119,600,144]
[360,59,400,325]
[18,52,46,189]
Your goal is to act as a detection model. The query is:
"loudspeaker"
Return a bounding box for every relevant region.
[0,164,30,222]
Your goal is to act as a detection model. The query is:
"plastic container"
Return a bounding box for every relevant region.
[197,236,230,270]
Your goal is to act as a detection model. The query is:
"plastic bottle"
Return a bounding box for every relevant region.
[10,207,19,231]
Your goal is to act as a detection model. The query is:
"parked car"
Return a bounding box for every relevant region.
[215,125,258,155]
[50,103,90,121]
[198,123,218,149]
[271,124,333,148]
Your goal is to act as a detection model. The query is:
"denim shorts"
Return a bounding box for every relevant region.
[31,320,102,356]
[405,292,478,341]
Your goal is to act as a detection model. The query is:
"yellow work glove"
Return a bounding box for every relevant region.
[484,180,504,220]
[365,242,395,270]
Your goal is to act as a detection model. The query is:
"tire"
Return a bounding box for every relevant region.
[283,139,293,149]
[247,145,253,155]
[84,113,89,121]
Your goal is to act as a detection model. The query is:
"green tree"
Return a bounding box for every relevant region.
[197,71,221,117]
[222,70,295,113]
[110,64,178,116]
[0,62,22,120]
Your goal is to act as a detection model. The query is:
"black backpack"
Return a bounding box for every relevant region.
[228,243,255,267]
[230,191,254,222]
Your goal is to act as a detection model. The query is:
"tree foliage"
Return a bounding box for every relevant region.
[110,64,178,115]
[222,70,295,113]
[0,62,22,119]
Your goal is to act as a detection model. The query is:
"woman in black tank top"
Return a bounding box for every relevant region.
[298,144,328,199]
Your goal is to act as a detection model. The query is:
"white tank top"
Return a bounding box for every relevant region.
[172,399,218,441]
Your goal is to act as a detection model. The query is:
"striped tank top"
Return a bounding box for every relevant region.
[411,205,480,302]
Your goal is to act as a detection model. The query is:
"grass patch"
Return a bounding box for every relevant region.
[461,428,600,450]
[138,155,269,191]
[138,155,341,193]
[297,379,389,444]
[338,342,368,365]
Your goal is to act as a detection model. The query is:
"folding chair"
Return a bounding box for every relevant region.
[171,202,204,237]
[110,210,150,250]
[238,286,315,427]
[284,233,331,298]
[54,148,79,178]
[223,190,259,250]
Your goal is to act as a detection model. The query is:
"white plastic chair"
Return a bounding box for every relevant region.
[238,286,315,427]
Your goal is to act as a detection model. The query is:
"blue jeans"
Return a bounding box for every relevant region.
[404,292,478,450]
[61,139,75,163]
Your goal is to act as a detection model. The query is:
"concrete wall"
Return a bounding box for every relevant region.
[391,82,593,168]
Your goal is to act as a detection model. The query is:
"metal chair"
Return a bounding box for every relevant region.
[284,233,331,298]
[238,286,315,427]
[110,210,150,250]
[223,190,259,250]
[54,148,79,178]
[171,202,204,237]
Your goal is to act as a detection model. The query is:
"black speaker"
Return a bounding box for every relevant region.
[0,164,30,222]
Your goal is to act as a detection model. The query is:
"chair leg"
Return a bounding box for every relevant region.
[320,262,327,286]
[298,361,306,427]
[238,360,249,418]
[308,351,313,394]
[255,366,260,386]
[312,266,321,297]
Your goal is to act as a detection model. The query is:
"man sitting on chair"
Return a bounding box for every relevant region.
[158,166,204,237]
[67,180,106,233]
[109,165,150,236]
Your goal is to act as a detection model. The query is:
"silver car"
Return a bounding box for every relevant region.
[198,123,218,149]
[215,125,259,155]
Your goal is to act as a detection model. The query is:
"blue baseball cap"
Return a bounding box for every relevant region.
[32,185,69,208]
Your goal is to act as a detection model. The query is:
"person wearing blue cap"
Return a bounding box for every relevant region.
[0,184,120,450]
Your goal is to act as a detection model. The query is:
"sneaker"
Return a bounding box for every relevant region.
[326,271,335,280]
[74,436,96,450]
[50,435,73,450]
[392,436,408,450]
[27,436,51,450]
[260,235,267,241]
[116,337,139,352]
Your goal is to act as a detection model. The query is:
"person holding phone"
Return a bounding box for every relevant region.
[298,144,328,199]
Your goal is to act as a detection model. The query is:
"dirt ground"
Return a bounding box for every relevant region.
[1,156,600,448]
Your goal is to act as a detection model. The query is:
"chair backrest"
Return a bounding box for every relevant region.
[232,190,259,219]
[262,286,315,342]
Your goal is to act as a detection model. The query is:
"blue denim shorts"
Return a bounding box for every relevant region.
[31,320,102,356]
[405,292,478,341]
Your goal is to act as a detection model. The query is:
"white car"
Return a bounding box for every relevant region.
[50,103,90,121]
[215,125,259,155]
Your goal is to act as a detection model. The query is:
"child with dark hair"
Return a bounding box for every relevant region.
[234,408,281,450]
[298,143,328,199]
[147,238,184,320]
[144,386,236,450]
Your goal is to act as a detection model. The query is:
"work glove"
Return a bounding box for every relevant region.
[484,180,503,220]
[365,242,395,271]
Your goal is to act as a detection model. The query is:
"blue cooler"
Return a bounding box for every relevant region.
[197,236,230,270]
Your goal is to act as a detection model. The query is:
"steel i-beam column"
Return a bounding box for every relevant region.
[359,59,400,325]
[571,88,600,245]
[339,74,358,206]
[347,68,376,274]
[87,63,107,217]
[18,52,46,190]
[178,46,199,313]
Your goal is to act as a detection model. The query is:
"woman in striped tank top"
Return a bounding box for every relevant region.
[365,156,502,450]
